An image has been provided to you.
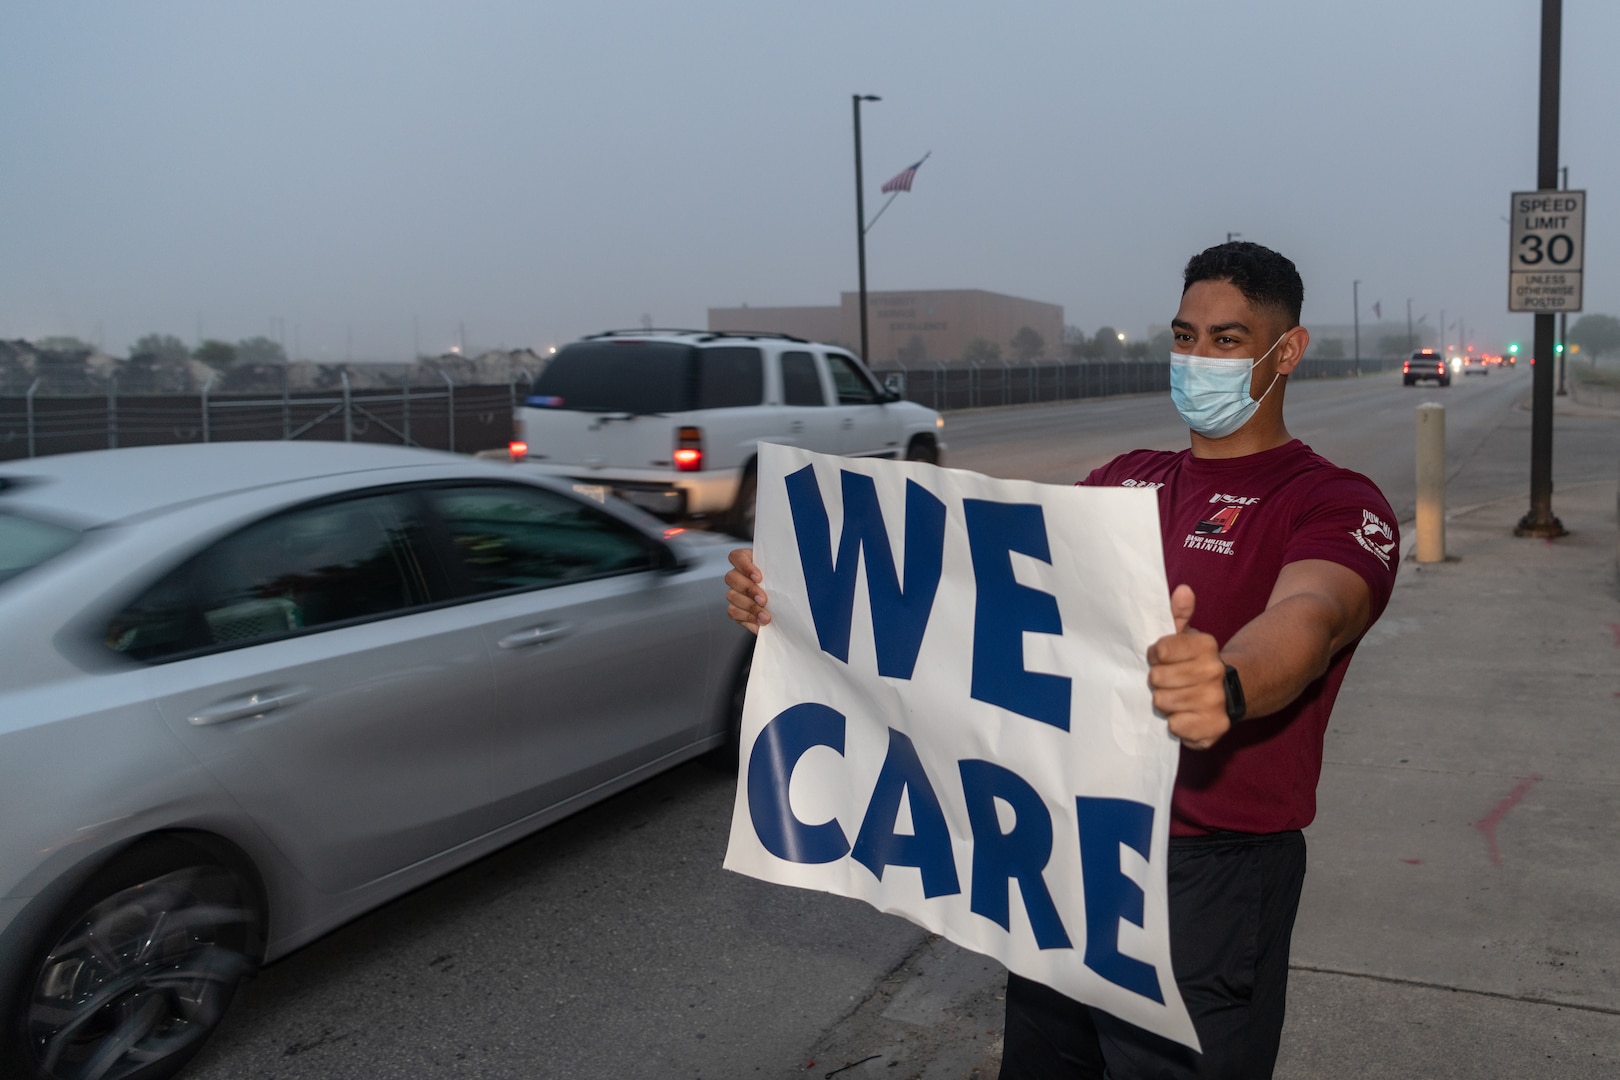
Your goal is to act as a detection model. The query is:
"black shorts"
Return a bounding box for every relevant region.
[1000,829,1307,1080]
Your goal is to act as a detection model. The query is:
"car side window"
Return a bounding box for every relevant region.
[780,351,826,406]
[428,484,658,595]
[106,493,431,662]
[825,353,880,404]
[696,346,765,409]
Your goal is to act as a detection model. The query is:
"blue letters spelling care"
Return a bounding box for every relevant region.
[747,717,1166,996]
[962,499,1072,729]
[784,465,945,679]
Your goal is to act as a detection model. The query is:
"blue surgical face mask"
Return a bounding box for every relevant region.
[1169,333,1288,438]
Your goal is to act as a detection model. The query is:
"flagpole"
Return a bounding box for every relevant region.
[865,191,900,235]
[853,94,880,365]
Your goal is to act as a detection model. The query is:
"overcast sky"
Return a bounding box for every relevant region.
[3,1,1614,361]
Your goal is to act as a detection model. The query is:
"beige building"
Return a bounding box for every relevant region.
[709,288,1063,366]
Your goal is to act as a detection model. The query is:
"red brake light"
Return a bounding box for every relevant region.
[674,426,703,472]
[509,440,529,459]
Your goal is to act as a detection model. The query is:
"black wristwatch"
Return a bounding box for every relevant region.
[1223,664,1247,724]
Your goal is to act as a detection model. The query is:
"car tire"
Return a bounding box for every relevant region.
[1441,378,1452,387]
[705,645,754,773]
[1404,377,1415,386]
[725,469,757,540]
[3,837,263,1080]
[905,436,939,464]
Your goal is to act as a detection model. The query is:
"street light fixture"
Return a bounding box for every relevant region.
[1226,232,1241,244]
[852,94,881,365]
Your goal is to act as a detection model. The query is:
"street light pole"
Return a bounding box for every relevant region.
[1406,298,1415,353]
[852,94,881,365]
[1352,280,1361,376]
[1226,232,1241,244]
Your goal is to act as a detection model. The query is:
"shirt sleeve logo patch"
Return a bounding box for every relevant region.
[1352,509,1397,566]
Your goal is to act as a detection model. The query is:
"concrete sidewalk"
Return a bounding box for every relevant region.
[1280,456,1620,1076]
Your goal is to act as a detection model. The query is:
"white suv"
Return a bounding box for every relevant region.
[510,330,945,536]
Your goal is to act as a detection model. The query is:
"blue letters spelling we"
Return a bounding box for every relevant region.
[783,464,1072,728]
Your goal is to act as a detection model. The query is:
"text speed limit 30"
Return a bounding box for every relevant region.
[1508,190,1585,313]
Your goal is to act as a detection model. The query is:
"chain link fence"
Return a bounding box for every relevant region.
[1,355,1409,462]
[871,356,1406,412]
[0,372,535,462]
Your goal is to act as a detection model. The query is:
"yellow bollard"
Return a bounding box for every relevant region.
[1415,402,1446,563]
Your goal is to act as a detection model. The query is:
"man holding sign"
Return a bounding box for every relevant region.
[725,242,1396,1078]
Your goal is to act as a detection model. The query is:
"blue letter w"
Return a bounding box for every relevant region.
[784,465,946,680]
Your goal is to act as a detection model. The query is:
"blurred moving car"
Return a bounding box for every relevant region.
[0,442,752,1080]
[1403,349,1451,387]
[509,330,945,537]
[1461,353,1490,376]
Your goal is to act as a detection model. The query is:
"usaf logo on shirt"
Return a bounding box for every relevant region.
[1183,494,1258,555]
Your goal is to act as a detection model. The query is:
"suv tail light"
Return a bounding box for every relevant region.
[1403,361,1410,372]
[509,440,529,460]
[674,426,704,471]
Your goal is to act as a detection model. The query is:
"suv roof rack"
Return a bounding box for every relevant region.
[580,329,810,344]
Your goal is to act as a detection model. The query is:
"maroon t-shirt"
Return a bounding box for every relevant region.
[1082,439,1398,837]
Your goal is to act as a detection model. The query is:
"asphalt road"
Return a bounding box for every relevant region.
[185,366,1612,1080]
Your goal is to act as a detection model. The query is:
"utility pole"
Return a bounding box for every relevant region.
[1352,280,1361,375]
[1406,298,1415,352]
[852,94,881,365]
[1516,0,1566,537]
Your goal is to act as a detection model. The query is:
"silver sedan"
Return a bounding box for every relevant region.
[0,442,753,1080]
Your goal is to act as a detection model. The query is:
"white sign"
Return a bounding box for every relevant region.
[1508,189,1585,312]
[723,444,1197,1050]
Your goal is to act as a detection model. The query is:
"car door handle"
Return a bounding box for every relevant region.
[498,623,575,649]
[188,688,307,726]
[840,418,855,429]
[789,420,804,433]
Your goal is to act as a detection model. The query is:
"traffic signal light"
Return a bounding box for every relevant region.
[1508,343,1520,354]
[1555,343,1564,354]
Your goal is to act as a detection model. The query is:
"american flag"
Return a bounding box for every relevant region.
[881,155,929,193]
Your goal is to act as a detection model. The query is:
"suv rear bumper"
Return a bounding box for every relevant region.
[513,462,741,518]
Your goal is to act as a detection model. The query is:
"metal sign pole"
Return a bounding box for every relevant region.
[1516,0,1565,538]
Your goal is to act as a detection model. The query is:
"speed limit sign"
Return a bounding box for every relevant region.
[1508,190,1585,312]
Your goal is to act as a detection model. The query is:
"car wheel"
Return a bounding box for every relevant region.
[4,839,262,1080]
[705,646,753,772]
[726,469,757,540]
[905,436,939,464]
[1403,377,1414,386]
[1442,378,1452,387]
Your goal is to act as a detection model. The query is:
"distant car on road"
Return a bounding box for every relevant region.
[1403,349,1451,387]
[0,442,752,1080]
[1461,353,1490,376]
[509,330,945,537]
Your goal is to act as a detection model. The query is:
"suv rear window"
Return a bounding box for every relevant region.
[0,511,80,587]
[529,342,762,413]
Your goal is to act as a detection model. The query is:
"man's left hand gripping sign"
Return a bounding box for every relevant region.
[723,443,1199,1050]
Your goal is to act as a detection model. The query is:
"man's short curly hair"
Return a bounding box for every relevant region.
[1183,242,1304,327]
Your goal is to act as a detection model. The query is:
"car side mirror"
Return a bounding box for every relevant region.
[882,374,903,400]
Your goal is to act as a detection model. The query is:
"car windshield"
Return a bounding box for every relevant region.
[0,510,81,587]
[528,342,762,413]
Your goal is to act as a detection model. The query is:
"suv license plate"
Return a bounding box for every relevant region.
[571,483,610,504]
